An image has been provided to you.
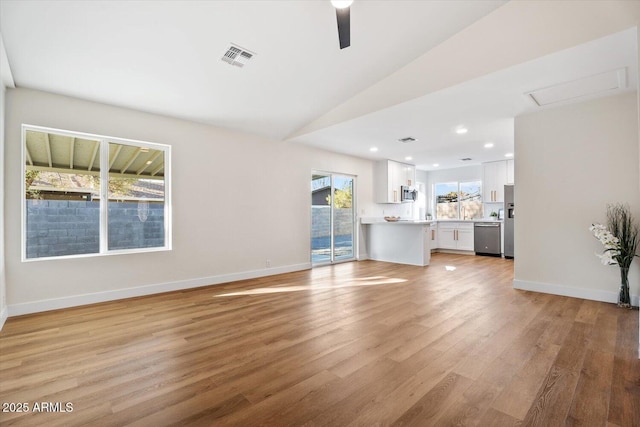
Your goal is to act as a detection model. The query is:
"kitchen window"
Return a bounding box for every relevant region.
[22,125,171,260]
[434,181,482,219]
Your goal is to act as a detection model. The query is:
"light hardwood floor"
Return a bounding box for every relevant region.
[0,253,638,426]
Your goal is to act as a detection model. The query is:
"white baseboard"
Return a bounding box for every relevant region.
[7,263,312,317]
[0,306,7,331]
[513,279,639,306]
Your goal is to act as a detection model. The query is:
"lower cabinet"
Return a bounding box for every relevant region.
[437,222,474,251]
[429,226,438,251]
[438,228,456,249]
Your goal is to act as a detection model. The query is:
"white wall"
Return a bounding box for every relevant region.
[0,74,6,329]
[0,31,12,329]
[4,88,376,315]
[514,92,640,305]
[369,199,415,219]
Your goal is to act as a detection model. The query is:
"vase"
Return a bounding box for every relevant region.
[618,267,632,308]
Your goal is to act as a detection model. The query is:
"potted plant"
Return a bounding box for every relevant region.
[590,203,639,308]
[490,211,498,220]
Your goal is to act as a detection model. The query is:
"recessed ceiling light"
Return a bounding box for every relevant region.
[405,156,413,161]
[146,160,152,165]
[455,127,468,135]
[505,153,514,158]
[484,142,494,148]
[433,163,439,167]
[370,147,378,152]
[331,0,353,8]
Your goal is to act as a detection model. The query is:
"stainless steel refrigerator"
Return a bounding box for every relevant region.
[504,184,514,258]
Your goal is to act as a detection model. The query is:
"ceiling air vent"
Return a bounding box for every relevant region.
[398,137,417,143]
[221,44,255,68]
[460,158,472,161]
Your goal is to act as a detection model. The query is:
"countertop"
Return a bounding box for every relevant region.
[360,218,433,225]
[360,217,503,224]
[436,218,503,223]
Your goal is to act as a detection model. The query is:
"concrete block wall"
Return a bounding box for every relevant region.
[25,200,164,258]
[108,202,165,250]
[26,200,100,258]
[311,206,354,237]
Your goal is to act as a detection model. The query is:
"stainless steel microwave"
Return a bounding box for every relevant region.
[401,186,417,202]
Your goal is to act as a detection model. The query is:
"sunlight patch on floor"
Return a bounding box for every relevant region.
[445,265,457,271]
[214,276,408,297]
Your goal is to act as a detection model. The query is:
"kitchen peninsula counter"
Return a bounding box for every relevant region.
[361,219,432,266]
[361,218,502,224]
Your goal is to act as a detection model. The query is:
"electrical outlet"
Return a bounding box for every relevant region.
[266,259,271,268]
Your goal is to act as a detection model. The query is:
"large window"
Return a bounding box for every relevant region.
[23,125,171,260]
[435,181,482,219]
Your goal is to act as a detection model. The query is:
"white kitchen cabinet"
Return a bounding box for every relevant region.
[437,228,456,249]
[375,160,398,203]
[437,222,474,251]
[483,160,508,203]
[506,159,514,184]
[402,163,416,187]
[375,160,416,203]
[429,226,438,251]
[456,228,474,251]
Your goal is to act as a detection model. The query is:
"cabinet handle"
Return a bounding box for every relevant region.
[394,190,397,203]
[455,229,458,240]
[431,229,435,240]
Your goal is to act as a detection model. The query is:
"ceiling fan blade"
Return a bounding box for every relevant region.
[336,7,350,49]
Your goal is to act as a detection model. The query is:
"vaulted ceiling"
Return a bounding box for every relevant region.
[2,1,639,170]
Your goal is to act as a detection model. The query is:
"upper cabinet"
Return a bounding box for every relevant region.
[506,159,515,184]
[483,160,507,203]
[401,163,416,187]
[375,160,416,203]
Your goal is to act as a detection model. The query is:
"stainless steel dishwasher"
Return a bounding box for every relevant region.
[474,222,501,257]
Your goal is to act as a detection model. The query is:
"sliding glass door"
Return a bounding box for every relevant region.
[311,172,356,265]
[311,174,332,264]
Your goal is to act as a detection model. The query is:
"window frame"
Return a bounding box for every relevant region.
[434,180,482,220]
[21,124,172,262]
